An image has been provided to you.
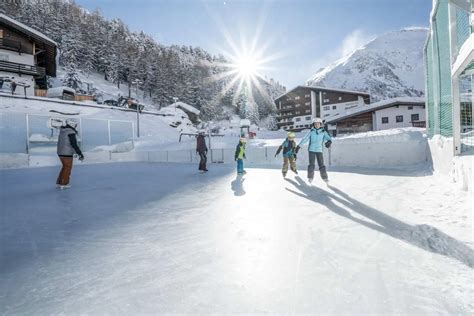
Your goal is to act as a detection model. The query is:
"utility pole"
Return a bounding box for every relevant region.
[132,79,143,138]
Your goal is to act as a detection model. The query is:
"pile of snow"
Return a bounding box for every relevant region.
[168,101,200,115]
[335,127,426,143]
[156,106,196,133]
[307,28,428,102]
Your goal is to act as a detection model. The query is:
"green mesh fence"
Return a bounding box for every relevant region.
[435,0,453,137]
[455,6,470,56]
[425,0,473,153]
[425,38,436,137]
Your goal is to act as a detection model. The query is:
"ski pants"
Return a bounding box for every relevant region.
[236,159,244,173]
[282,156,297,174]
[57,156,73,185]
[198,151,207,170]
[308,152,327,180]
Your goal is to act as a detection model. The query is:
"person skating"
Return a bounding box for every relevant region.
[275,132,298,177]
[295,117,332,183]
[56,118,84,189]
[234,137,247,175]
[196,131,208,172]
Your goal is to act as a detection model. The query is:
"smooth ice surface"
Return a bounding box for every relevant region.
[1,162,473,314]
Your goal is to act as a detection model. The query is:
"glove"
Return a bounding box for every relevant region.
[325,141,332,148]
[295,146,300,153]
[78,153,84,161]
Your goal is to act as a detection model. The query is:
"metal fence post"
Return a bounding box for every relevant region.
[25,114,30,154]
[107,120,111,145]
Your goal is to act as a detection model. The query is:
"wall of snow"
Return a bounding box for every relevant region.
[1,128,431,169]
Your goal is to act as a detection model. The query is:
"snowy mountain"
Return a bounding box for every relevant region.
[307,28,428,102]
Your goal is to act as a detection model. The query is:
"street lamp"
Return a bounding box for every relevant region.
[131,79,143,138]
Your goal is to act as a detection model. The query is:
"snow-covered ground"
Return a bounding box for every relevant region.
[0,162,472,314]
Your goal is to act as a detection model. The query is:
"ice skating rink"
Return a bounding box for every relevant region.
[1,162,472,314]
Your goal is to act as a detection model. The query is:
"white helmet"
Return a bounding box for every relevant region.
[66,118,78,128]
[312,117,323,124]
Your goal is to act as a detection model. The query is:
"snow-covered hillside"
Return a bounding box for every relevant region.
[307,28,428,102]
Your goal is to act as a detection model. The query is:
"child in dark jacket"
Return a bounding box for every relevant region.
[234,137,247,175]
[275,132,298,177]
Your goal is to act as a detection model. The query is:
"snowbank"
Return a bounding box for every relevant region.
[428,135,473,192]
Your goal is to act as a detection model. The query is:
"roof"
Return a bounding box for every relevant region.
[169,101,200,115]
[0,14,57,77]
[0,14,57,46]
[274,85,370,101]
[325,97,425,124]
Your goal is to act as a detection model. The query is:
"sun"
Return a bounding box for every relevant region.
[235,55,258,79]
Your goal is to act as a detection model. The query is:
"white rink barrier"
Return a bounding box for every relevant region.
[0,138,428,169]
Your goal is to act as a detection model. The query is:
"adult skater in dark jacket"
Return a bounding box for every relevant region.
[196,131,208,172]
[56,119,84,189]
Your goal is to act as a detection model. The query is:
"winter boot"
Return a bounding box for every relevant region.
[282,172,287,178]
[308,178,313,184]
[291,169,298,175]
[59,184,71,190]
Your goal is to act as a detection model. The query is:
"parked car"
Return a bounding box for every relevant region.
[46,86,76,101]
[103,99,119,107]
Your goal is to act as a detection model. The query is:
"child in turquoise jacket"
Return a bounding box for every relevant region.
[296,118,332,183]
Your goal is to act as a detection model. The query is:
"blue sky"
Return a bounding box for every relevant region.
[75,0,432,88]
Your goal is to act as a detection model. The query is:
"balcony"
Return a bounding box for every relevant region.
[0,38,23,54]
[0,60,45,77]
[278,106,293,113]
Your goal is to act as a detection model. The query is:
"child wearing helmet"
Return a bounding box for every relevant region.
[275,132,298,177]
[56,118,84,189]
[295,117,332,183]
[234,137,247,175]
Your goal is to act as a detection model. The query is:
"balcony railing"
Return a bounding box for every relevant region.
[0,60,45,76]
[0,38,22,54]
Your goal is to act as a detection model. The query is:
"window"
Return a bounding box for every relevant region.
[295,104,300,108]
[305,116,311,121]
[305,102,310,106]
[396,115,403,123]
[324,114,330,117]
[305,109,311,113]
[305,94,310,98]
[338,96,342,101]
[324,98,330,103]
[408,106,413,110]
[332,105,337,110]
[295,96,300,100]
[295,111,300,115]
[323,106,330,111]
[382,117,389,124]
[295,118,301,122]
[411,114,419,122]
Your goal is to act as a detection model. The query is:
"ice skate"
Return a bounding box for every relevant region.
[58,184,71,190]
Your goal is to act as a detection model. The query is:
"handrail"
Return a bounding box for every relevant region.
[0,60,45,76]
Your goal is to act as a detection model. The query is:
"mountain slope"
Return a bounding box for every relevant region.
[307,28,428,102]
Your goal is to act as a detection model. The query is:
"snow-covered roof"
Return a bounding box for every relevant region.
[46,86,76,98]
[169,102,200,115]
[0,13,57,46]
[274,85,370,101]
[325,97,425,124]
